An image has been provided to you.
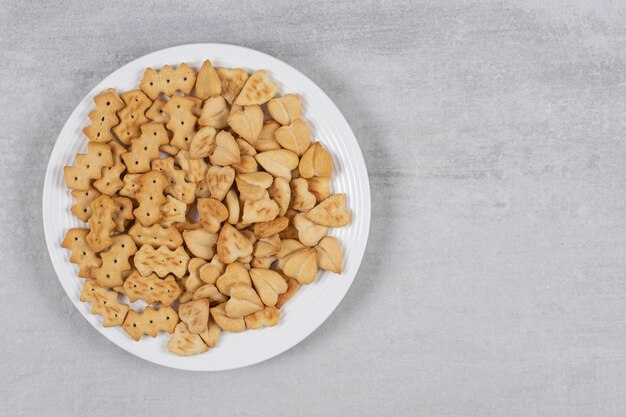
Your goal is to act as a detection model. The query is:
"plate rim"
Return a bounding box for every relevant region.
[42,43,371,371]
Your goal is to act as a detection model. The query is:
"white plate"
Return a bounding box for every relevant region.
[43,44,371,371]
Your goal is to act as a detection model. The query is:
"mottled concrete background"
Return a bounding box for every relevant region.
[2,1,626,416]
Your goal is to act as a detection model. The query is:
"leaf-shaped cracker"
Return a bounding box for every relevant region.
[217,224,253,264]
[276,238,306,259]
[255,149,299,180]
[227,105,263,146]
[80,280,129,327]
[122,123,170,174]
[167,322,208,356]
[134,245,190,278]
[189,126,217,158]
[225,188,240,224]
[199,255,226,284]
[216,67,249,104]
[83,88,124,143]
[198,95,229,129]
[124,306,179,341]
[206,165,235,201]
[193,283,228,304]
[113,90,152,144]
[86,194,118,252]
[64,142,113,191]
[267,94,302,126]
[234,70,279,106]
[245,306,281,329]
[123,270,181,306]
[195,59,222,99]
[306,194,352,227]
[62,229,102,278]
[140,63,196,100]
[253,234,281,258]
[275,119,311,156]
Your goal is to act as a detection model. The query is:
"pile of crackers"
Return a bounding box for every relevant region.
[62,60,351,356]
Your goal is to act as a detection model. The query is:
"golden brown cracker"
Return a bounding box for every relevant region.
[140,63,196,100]
[83,88,125,143]
[92,234,137,287]
[64,142,114,191]
[62,228,102,278]
[112,90,152,144]
[123,306,179,341]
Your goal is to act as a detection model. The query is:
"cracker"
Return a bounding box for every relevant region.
[129,223,183,249]
[209,130,240,166]
[93,141,127,195]
[83,88,125,143]
[197,198,228,233]
[227,105,263,146]
[279,247,318,284]
[86,194,118,252]
[253,234,281,258]
[299,142,333,179]
[123,306,179,341]
[242,197,280,224]
[70,186,101,222]
[134,244,189,278]
[145,98,169,123]
[250,256,276,269]
[267,93,302,126]
[133,170,169,227]
[216,67,249,104]
[234,70,279,106]
[235,172,273,202]
[217,223,253,264]
[206,165,235,201]
[192,283,227,304]
[215,262,251,295]
[316,236,343,273]
[276,238,306,259]
[290,178,316,211]
[64,142,114,191]
[225,284,264,318]
[195,59,222,99]
[122,123,170,174]
[198,96,229,129]
[179,298,210,333]
[245,306,280,330]
[119,173,141,199]
[307,176,331,203]
[210,302,245,333]
[306,194,351,227]
[140,63,196,100]
[182,228,218,260]
[268,177,291,216]
[123,270,181,306]
[111,196,134,232]
[92,234,137,287]
[253,216,289,238]
[225,188,240,224]
[256,120,282,152]
[159,195,187,227]
[167,322,208,355]
[275,119,311,156]
[255,149,299,180]
[151,157,196,204]
[275,275,301,309]
[176,150,208,183]
[189,126,217,158]
[113,90,152,144]
[80,280,129,327]
[62,229,102,278]
[199,315,221,348]
[163,95,197,151]
[278,209,299,240]
[293,212,328,246]
[199,255,225,285]
[250,268,288,306]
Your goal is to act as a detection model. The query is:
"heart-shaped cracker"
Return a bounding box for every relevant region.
[315,236,343,274]
[206,165,235,201]
[176,150,208,183]
[199,316,221,348]
[250,256,276,269]
[179,298,210,333]
[250,268,288,306]
[199,255,226,284]
[275,119,311,156]
[92,234,137,287]
[134,245,190,278]
[122,123,170,174]
[280,247,318,284]
[189,126,217,158]
[129,223,183,249]
[253,216,289,238]
[278,209,299,240]
[195,59,222,99]
[133,170,169,227]
[167,322,208,356]
[290,178,316,211]
[80,280,129,327]
[193,284,228,304]
[198,95,229,129]
[151,157,196,204]
[245,306,281,330]
[83,88,124,143]
[86,194,118,252]
[253,234,281,258]
[210,302,245,332]
[216,67,249,104]
[225,188,240,224]
[236,172,273,201]
[307,176,331,203]
[268,177,291,216]
[232,155,259,175]
[276,274,301,309]
[62,228,102,278]
[293,212,328,246]
[123,270,181,306]
[234,70,279,106]
[64,142,114,191]
[225,284,264,318]
[276,238,306,259]
[197,198,228,233]
[140,63,196,100]
[182,228,218,260]
[242,197,280,224]
[215,262,251,296]
[299,142,334,178]
[228,105,263,145]
[267,94,302,126]
[210,130,241,166]
[217,223,254,264]
[256,120,282,152]
[306,194,352,227]
[255,149,299,180]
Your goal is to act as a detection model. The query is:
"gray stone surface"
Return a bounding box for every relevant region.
[2,1,626,416]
